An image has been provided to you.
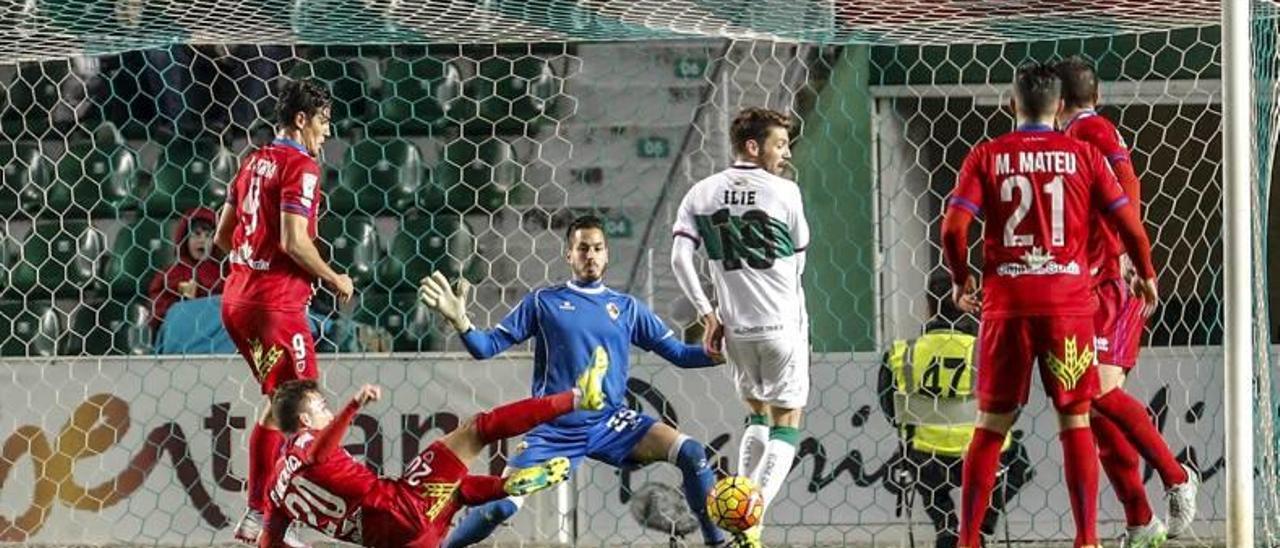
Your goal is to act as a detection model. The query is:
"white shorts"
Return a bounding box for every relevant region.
[724,335,810,409]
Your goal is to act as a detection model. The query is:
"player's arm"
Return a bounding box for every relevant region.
[257,511,291,548]
[632,299,719,368]
[281,212,353,303]
[941,148,985,313]
[670,189,723,358]
[420,272,536,359]
[306,385,380,463]
[1091,150,1159,315]
[214,203,237,253]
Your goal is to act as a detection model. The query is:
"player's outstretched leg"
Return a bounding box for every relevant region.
[443,363,606,548]
[1093,411,1168,547]
[668,433,726,546]
[1091,369,1196,538]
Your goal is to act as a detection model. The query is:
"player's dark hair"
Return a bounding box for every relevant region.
[275,78,332,129]
[1012,62,1061,118]
[730,107,791,156]
[273,379,321,434]
[1055,55,1099,109]
[565,214,606,243]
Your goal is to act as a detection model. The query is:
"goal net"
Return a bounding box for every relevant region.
[0,1,1273,546]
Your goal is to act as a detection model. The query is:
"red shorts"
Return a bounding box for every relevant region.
[1093,279,1146,368]
[221,302,317,395]
[976,314,1100,414]
[395,440,470,548]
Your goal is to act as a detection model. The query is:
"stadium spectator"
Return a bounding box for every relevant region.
[147,206,225,331]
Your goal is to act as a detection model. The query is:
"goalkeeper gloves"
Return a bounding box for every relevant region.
[418,271,473,332]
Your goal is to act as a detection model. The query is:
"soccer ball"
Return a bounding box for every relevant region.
[706,475,763,533]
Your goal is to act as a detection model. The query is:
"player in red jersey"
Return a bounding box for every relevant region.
[1056,56,1197,546]
[940,62,1159,548]
[214,78,356,543]
[257,362,608,548]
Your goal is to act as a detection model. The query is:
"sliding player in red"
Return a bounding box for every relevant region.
[941,62,1159,548]
[1056,56,1197,547]
[258,365,607,548]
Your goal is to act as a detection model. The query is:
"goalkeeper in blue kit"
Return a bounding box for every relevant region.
[419,215,729,547]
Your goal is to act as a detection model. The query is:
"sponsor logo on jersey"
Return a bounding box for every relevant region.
[606,302,620,321]
[995,247,1081,278]
[559,301,575,311]
[1046,336,1094,390]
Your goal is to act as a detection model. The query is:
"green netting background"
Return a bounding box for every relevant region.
[0,1,1275,546]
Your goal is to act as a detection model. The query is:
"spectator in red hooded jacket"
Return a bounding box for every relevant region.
[148,207,226,331]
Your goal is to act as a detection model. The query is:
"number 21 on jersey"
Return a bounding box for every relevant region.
[1000,175,1064,248]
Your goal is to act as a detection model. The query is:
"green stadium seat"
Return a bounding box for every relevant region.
[435,138,528,213]
[0,300,65,356]
[372,57,462,135]
[47,123,138,216]
[380,213,473,292]
[0,140,40,216]
[118,300,153,355]
[351,291,437,352]
[66,299,127,355]
[288,58,370,134]
[0,232,18,295]
[4,61,72,136]
[467,55,557,133]
[106,217,173,298]
[10,221,106,296]
[147,138,236,215]
[330,138,422,214]
[318,215,382,288]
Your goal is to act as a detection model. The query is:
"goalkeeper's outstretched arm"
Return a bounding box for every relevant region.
[419,272,535,359]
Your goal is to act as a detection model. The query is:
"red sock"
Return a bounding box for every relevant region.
[959,427,1004,547]
[473,390,575,443]
[1092,413,1153,526]
[1060,426,1099,547]
[1093,389,1189,488]
[458,474,508,505]
[248,424,285,512]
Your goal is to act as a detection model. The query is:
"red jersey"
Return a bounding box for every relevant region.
[1063,110,1141,282]
[263,403,424,547]
[223,138,322,312]
[948,125,1129,318]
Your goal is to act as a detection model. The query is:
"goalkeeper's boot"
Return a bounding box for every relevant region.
[575,347,609,411]
[1165,463,1199,538]
[731,526,764,548]
[283,522,312,548]
[504,456,572,497]
[233,508,263,544]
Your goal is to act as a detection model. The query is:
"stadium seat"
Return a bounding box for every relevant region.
[351,291,437,352]
[0,300,65,357]
[106,217,173,297]
[118,299,154,355]
[318,215,383,288]
[468,55,557,133]
[147,138,236,215]
[48,123,138,216]
[4,61,71,136]
[66,299,127,355]
[287,58,370,134]
[0,232,18,294]
[380,213,473,292]
[436,138,528,213]
[330,138,422,214]
[372,57,463,135]
[10,221,106,296]
[0,140,37,216]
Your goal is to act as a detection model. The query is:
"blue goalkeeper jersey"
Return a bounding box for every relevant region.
[460,279,714,430]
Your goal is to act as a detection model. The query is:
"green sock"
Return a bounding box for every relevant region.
[769,425,801,445]
[747,413,768,426]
